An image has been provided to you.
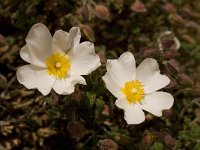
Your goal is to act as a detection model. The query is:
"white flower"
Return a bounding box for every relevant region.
[17,23,101,95]
[102,52,174,124]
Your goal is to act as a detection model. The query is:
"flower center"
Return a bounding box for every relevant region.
[46,52,70,79]
[55,62,61,68]
[121,80,144,104]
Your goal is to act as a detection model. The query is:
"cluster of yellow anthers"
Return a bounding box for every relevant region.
[17,23,174,124]
[46,52,71,79]
[121,80,144,104]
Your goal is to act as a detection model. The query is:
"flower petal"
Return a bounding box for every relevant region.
[20,23,52,67]
[102,72,124,98]
[70,55,100,75]
[69,27,81,49]
[115,98,129,109]
[69,43,101,75]
[52,27,81,53]
[140,92,174,117]
[136,58,170,94]
[16,65,55,95]
[124,105,145,124]
[52,30,70,53]
[115,99,145,124]
[106,52,136,86]
[53,74,86,95]
[69,41,95,56]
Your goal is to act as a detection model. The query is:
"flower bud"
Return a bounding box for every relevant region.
[158,31,180,51]
[165,77,177,89]
[181,8,200,18]
[131,1,147,13]
[162,133,175,146]
[185,21,200,32]
[81,25,95,42]
[80,4,88,18]
[162,2,176,13]
[142,134,154,146]
[192,87,200,96]
[140,47,157,59]
[163,109,174,118]
[67,121,88,141]
[177,73,193,86]
[169,14,185,25]
[163,50,179,59]
[166,59,181,74]
[80,4,94,20]
[114,134,131,145]
[95,5,110,21]
[69,89,82,102]
[182,34,196,44]
[99,139,118,150]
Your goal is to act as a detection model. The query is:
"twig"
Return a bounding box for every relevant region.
[26,90,38,119]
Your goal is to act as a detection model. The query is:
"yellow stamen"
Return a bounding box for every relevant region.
[121,80,144,104]
[46,52,70,79]
[55,62,61,68]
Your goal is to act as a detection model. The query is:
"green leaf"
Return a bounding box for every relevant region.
[95,98,105,111]
[178,125,200,143]
[85,92,96,108]
[150,142,164,150]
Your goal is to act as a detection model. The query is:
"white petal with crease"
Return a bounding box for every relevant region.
[20,23,52,67]
[139,92,174,117]
[53,74,86,95]
[16,65,55,95]
[115,98,145,124]
[68,41,95,56]
[70,54,101,75]
[115,98,129,109]
[106,52,136,86]
[136,58,170,94]
[68,27,81,50]
[102,73,124,98]
[124,104,145,124]
[52,30,70,53]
